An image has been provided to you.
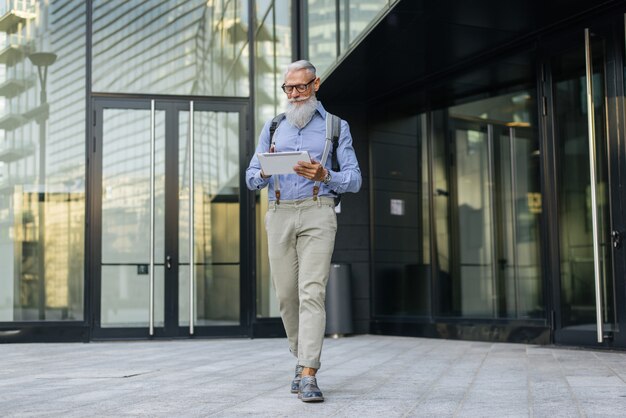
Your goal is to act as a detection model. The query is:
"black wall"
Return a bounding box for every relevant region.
[323,102,371,334]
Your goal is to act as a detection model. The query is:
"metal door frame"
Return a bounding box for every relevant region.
[89,95,250,340]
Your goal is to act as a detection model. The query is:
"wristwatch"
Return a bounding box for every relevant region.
[322,170,332,185]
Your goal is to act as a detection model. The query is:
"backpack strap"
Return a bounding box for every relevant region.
[269,113,285,149]
[330,114,340,172]
[329,114,342,206]
[312,112,341,205]
[269,113,285,204]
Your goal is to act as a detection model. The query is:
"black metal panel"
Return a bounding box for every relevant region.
[319,0,626,112]
[252,319,287,338]
[371,319,550,345]
[92,326,249,341]
[163,102,179,335]
[0,325,89,343]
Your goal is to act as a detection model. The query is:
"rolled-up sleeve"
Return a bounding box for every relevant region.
[326,120,362,194]
[246,120,272,190]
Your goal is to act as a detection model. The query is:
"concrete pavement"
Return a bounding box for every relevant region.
[1,335,626,417]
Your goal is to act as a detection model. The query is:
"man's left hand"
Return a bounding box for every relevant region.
[294,160,326,181]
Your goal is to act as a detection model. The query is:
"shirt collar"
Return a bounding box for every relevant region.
[315,100,326,120]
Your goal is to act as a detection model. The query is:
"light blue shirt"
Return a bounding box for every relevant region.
[246,102,362,201]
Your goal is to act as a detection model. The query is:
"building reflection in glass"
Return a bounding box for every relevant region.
[92,0,250,97]
[0,0,86,322]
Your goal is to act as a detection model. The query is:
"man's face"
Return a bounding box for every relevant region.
[283,69,320,103]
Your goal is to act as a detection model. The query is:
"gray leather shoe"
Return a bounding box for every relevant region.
[290,365,303,394]
[298,375,324,402]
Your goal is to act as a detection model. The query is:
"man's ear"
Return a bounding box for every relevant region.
[314,77,321,92]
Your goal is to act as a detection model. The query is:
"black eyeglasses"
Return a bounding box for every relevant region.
[281,78,316,94]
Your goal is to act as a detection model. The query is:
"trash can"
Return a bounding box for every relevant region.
[325,263,353,338]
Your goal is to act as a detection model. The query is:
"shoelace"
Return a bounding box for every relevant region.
[300,376,319,390]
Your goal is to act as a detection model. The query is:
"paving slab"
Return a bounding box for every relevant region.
[1,335,626,417]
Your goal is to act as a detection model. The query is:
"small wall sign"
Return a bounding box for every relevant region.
[390,199,405,216]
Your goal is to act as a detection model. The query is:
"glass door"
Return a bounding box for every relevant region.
[442,117,543,320]
[91,97,248,339]
[549,21,626,347]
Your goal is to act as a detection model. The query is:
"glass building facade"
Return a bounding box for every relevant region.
[1,0,626,350]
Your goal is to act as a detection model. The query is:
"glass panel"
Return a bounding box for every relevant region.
[432,110,452,314]
[454,125,494,317]
[371,115,430,316]
[339,0,388,52]
[499,127,543,318]
[101,265,164,327]
[92,0,250,97]
[100,108,166,328]
[307,0,337,77]
[438,90,543,319]
[0,0,86,322]
[179,110,240,326]
[309,0,393,76]
[179,265,240,326]
[553,39,614,330]
[101,109,165,264]
[254,1,291,319]
[254,1,291,128]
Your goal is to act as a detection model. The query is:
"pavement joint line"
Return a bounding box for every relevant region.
[403,340,472,417]
[326,337,422,416]
[590,351,626,386]
[450,342,491,418]
[553,348,587,418]
[524,346,532,417]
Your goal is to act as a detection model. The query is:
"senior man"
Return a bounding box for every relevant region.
[246,60,361,402]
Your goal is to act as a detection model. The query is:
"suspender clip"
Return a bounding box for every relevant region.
[313,186,320,205]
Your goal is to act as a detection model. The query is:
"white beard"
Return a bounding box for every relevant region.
[285,96,318,129]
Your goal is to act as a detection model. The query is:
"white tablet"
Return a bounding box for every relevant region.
[257,151,311,175]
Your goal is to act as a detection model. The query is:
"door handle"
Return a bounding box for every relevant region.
[166,255,172,270]
[149,100,156,336]
[584,28,603,343]
[612,230,622,249]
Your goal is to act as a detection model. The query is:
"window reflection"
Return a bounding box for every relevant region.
[0,0,86,322]
[254,1,291,318]
[553,43,614,329]
[178,110,241,325]
[307,0,337,77]
[92,0,250,96]
[307,0,396,77]
[339,0,388,52]
[439,91,543,319]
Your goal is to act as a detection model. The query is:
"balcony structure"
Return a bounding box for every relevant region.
[0,75,33,98]
[0,142,34,162]
[0,4,35,33]
[0,112,25,130]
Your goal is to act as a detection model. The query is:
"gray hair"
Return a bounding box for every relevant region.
[284,60,317,79]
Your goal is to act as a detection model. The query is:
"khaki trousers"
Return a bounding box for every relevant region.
[265,197,337,369]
